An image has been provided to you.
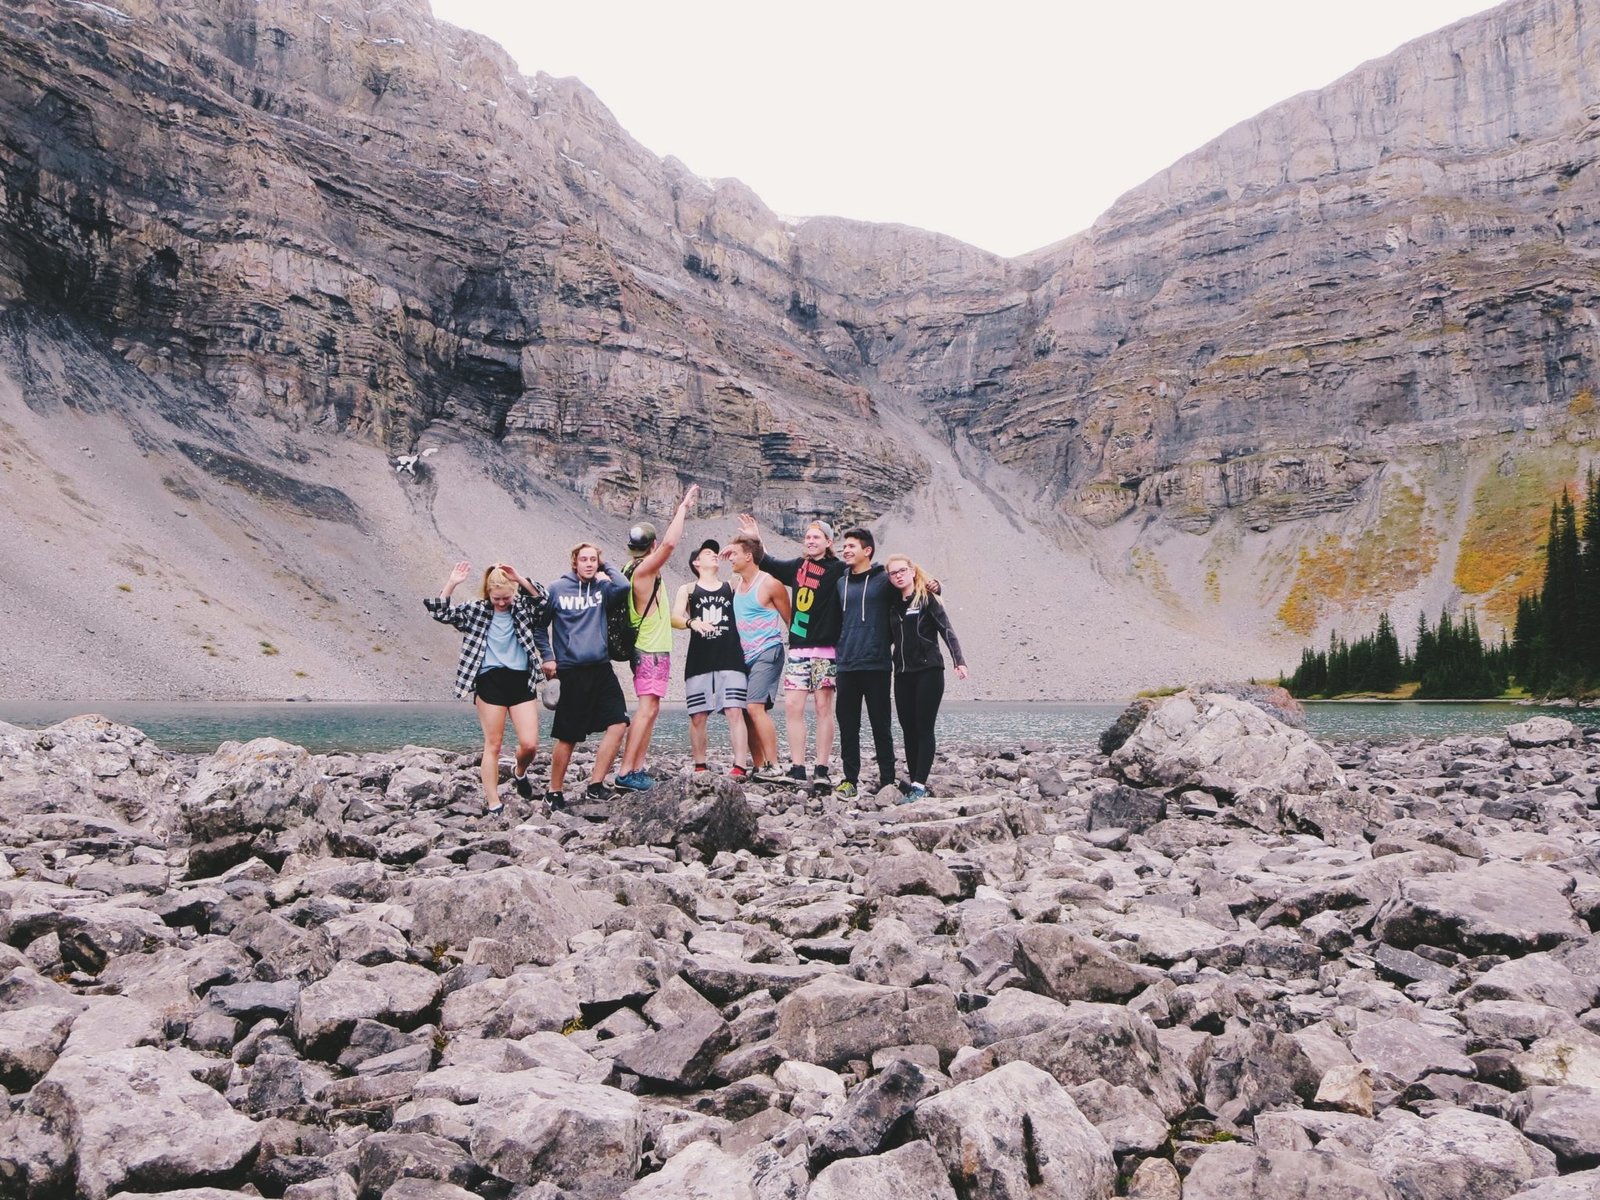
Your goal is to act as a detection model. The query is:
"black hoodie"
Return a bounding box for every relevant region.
[758,550,846,649]
[892,591,966,674]
[835,563,895,672]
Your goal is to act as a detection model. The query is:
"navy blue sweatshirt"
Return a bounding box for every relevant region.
[545,566,629,668]
[835,564,895,672]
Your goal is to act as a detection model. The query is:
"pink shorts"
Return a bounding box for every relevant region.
[632,651,670,698]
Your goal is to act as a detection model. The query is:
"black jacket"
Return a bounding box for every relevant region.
[836,564,895,672]
[891,592,965,674]
[759,551,846,649]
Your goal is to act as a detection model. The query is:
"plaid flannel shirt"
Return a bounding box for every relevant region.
[425,586,554,700]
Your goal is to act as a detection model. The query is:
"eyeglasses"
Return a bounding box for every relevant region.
[887,567,911,576]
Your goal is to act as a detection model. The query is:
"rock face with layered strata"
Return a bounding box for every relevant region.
[2,0,1597,547]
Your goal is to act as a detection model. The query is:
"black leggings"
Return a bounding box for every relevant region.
[895,668,945,784]
[837,669,895,785]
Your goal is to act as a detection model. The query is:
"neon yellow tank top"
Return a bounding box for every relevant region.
[628,574,672,654]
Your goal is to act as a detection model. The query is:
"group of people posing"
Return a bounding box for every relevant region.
[426,485,967,814]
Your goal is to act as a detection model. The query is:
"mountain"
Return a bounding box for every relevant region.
[1,0,1595,700]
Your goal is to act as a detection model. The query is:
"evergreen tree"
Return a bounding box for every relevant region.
[1580,467,1600,679]
[1542,490,1582,673]
[1511,592,1542,684]
[1413,611,1436,685]
[1371,612,1403,692]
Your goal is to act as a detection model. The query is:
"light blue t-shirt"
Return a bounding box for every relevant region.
[479,610,529,673]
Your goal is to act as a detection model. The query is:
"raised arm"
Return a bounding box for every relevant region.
[424,561,477,629]
[633,484,699,603]
[441,560,471,599]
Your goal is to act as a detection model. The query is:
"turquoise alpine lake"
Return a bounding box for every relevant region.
[0,699,1592,755]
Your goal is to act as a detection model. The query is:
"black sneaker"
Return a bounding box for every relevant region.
[585,781,614,801]
[786,764,808,784]
[542,790,566,810]
[512,770,535,801]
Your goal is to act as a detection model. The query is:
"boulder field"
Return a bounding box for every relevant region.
[1,692,1598,1199]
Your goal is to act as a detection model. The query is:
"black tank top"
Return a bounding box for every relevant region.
[684,582,745,677]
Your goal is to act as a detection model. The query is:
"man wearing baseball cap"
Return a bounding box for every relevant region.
[615,484,697,790]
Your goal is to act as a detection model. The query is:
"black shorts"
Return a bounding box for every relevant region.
[474,667,536,709]
[551,662,630,744]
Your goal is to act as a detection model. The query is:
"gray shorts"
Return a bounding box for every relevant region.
[744,644,786,708]
[685,670,748,716]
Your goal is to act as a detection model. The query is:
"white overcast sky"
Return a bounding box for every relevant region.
[431,0,1498,258]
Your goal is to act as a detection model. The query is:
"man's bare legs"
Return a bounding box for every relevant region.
[688,711,711,765]
[726,706,750,766]
[814,685,836,770]
[591,721,627,784]
[744,703,779,770]
[784,689,809,767]
[783,685,836,773]
[619,694,660,777]
[548,719,626,794]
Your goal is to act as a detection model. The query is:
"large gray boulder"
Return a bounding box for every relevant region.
[612,1012,732,1091]
[0,716,184,829]
[1370,1109,1558,1200]
[1506,717,1579,748]
[406,866,617,967]
[1108,691,1344,799]
[620,1140,758,1199]
[1520,1085,1600,1169]
[911,1061,1115,1200]
[864,851,962,901]
[469,1070,643,1187]
[1504,1169,1600,1199]
[179,738,341,840]
[812,1058,936,1167]
[1013,925,1165,1003]
[808,1141,958,1200]
[1372,861,1586,957]
[1347,1018,1475,1086]
[0,1004,76,1089]
[607,774,762,861]
[292,961,441,1053]
[1181,1144,1398,1199]
[1461,952,1600,1014]
[772,976,966,1070]
[990,1002,1195,1119]
[27,1047,261,1200]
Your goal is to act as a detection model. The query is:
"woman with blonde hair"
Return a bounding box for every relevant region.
[426,561,552,814]
[884,553,967,801]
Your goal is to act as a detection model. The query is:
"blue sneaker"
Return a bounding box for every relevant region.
[615,770,654,791]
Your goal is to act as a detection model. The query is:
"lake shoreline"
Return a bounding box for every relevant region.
[3,698,1599,757]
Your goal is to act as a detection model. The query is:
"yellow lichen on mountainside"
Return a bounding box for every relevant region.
[1276,484,1435,636]
[1454,451,1577,625]
[1129,546,1182,609]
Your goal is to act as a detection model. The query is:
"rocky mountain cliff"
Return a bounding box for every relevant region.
[1,0,1598,698]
